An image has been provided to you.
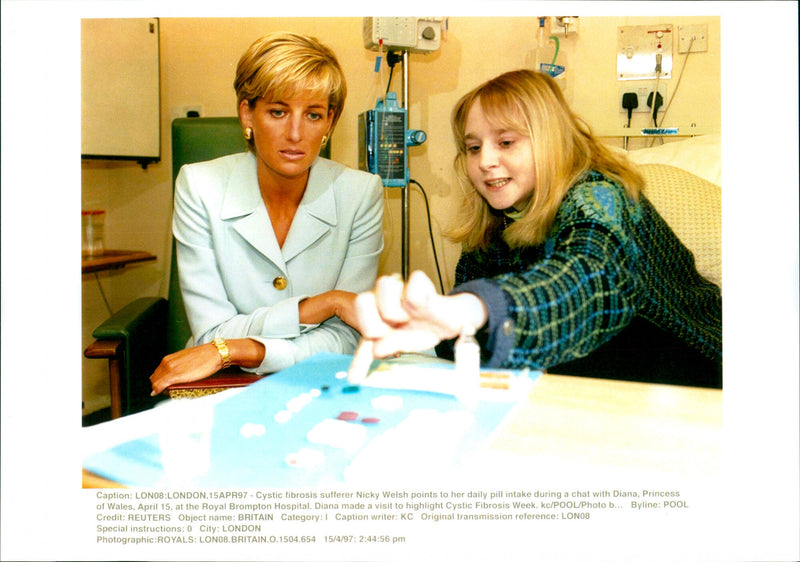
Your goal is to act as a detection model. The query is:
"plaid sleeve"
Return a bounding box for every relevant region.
[456,180,643,370]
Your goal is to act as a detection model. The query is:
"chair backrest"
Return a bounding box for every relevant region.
[166,117,249,353]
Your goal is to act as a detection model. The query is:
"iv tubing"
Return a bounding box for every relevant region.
[549,35,560,64]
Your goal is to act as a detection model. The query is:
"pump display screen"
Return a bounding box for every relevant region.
[376,112,405,182]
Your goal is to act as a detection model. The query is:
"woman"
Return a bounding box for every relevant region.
[150,32,384,394]
[355,69,721,387]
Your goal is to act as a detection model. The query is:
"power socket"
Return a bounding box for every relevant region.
[678,24,708,53]
[619,84,667,114]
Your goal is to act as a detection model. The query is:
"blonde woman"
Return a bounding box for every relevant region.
[151,32,384,394]
[356,69,721,387]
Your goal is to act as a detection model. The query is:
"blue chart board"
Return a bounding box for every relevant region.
[84,353,538,488]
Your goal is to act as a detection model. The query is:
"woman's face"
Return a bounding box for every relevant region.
[240,92,332,188]
[463,101,536,211]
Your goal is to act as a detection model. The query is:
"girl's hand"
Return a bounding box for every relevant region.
[355,271,488,358]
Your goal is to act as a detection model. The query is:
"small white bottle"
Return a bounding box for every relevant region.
[455,325,480,407]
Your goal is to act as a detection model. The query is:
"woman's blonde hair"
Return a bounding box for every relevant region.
[234,32,347,149]
[449,69,643,250]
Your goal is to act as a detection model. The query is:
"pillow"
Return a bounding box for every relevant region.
[624,133,721,186]
[639,163,721,287]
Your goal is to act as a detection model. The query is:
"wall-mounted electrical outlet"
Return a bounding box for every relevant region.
[171,105,204,121]
[678,24,708,53]
[617,25,673,80]
[619,84,667,114]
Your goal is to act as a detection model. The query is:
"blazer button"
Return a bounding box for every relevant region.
[273,276,288,290]
[502,319,514,336]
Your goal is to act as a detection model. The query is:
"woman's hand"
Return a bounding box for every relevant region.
[299,290,360,331]
[355,271,488,358]
[149,344,223,395]
[149,338,265,395]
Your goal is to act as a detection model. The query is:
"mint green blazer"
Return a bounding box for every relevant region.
[173,152,384,373]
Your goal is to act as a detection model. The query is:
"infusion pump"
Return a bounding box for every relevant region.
[363,17,444,53]
[358,93,427,187]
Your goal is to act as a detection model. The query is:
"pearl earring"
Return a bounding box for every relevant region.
[244,127,253,140]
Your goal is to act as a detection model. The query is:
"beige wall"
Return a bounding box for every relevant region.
[82,16,720,414]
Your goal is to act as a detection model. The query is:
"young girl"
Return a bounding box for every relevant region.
[355,69,721,387]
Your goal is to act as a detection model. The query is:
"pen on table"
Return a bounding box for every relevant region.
[347,339,375,384]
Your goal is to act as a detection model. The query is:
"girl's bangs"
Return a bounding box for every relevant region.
[478,89,530,136]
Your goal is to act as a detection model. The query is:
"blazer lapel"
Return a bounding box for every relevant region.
[221,153,286,271]
[281,159,337,263]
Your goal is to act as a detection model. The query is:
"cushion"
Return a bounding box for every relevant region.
[639,163,721,287]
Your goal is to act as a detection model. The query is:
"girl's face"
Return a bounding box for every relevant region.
[464,101,536,211]
[240,92,332,188]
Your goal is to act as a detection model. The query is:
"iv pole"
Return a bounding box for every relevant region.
[401,50,410,280]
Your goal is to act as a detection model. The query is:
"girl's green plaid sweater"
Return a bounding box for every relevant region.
[451,170,722,371]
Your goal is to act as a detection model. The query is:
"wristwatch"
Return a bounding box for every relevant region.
[212,337,232,369]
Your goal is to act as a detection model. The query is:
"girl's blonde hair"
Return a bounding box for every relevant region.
[234,32,347,149]
[449,69,643,250]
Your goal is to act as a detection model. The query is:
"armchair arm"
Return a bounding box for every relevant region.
[91,297,167,342]
[84,338,124,418]
[84,338,123,360]
[86,297,169,416]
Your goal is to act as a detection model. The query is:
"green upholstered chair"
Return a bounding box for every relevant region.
[85,118,257,417]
